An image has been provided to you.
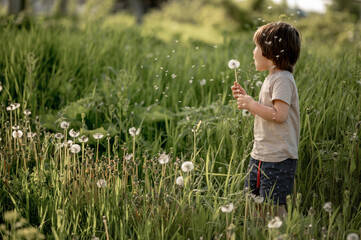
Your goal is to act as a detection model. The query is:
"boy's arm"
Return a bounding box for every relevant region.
[237,95,289,123]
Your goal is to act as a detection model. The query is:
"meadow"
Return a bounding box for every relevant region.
[0,7,361,240]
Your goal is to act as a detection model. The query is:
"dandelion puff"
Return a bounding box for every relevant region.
[13,103,20,109]
[27,132,36,139]
[125,153,133,161]
[158,153,170,164]
[12,125,20,130]
[176,176,184,186]
[0,84,2,92]
[181,161,194,172]
[67,140,73,147]
[93,133,104,140]
[242,110,251,117]
[171,74,177,79]
[228,59,240,70]
[347,233,360,240]
[129,127,140,137]
[60,121,70,129]
[96,179,107,188]
[91,237,100,240]
[253,195,264,204]
[200,79,206,86]
[267,216,282,229]
[256,81,263,87]
[267,5,272,9]
[220,203,234,213]
[12,130,23,138]
[323,202,332,213]
[78,135,88,143]
[54,133,64,140]
[70,144,81,154]
[69,129,79,138]
[23,109,31,116]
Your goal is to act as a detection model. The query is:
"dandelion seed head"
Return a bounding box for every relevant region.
[93,133,104,140]
[125,153,133,161]
[54,133,64,140]
[70,144,81,154]
[96,179,107,188]
[78,135,88,143]
[158,153,170,165]
[27,132,36,139]
[242,109,251,117]
[200,79,206,86]
[181,161,194,172]
[171,74,177,79]
[323,202,332,213]
[346,233,359,240]
[60,121,70,129]
[267,5,272,9]
[256,81,263,87]
[0,85,2,92]
[23,109,31,116]
[69,129,79,138]
[228,59,240,70]
[220,203,234,213]
[189,80,193,84]
[129,127,140,137]
[176,176,184,186]
[267,216,282,229]
[12,130,23,138]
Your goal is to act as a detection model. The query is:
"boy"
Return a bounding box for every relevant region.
[231,22,301,217]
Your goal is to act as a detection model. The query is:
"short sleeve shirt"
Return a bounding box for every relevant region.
[250,71,300,162]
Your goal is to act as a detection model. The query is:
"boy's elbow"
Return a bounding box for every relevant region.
[275,114,288,123]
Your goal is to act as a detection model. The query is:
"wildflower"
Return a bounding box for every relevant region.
[78,135,88,143]
[12,130,23,138]
[256,81,263,87]
[69,129,79,138]
[171,74,177,79]
[158,153,170,164]
[228,59,240,70]
[67,140,73,147]
[93,133,104,140]
[27,132,36,139]
[60,121,70,129]
[23,109,31,116]
[176,176,184,186]
[96,179,107,188]
[125,153,133,161]
[242,110,251,117]
[220,203,234,213]
[54,133,64,140]
[200,79,206,86]
[323,202,332,213]
[347,233,360,240]
[267,216,283,229]
[13,103,20,110]
[129,127,140,137]
[181,161,194,172]
[70,144,81,154]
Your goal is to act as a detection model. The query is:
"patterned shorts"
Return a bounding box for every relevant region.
[243,157,297,206]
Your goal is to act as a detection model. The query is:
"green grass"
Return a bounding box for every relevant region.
[0,12,360,240]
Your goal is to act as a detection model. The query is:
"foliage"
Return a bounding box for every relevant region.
[0,4,361,239]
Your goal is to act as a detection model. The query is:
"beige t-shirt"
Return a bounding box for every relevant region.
[250,71,300,162]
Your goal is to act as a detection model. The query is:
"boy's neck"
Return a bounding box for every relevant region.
[267,67,283,76]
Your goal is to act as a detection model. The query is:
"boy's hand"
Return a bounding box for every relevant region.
[231,81,247,99]
[237,94,255,110]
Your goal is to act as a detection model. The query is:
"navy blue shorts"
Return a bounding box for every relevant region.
[243,157,297,205]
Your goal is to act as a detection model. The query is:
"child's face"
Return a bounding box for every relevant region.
[253,44,272,72]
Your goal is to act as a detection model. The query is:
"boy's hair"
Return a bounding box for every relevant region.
[253,22,301,73]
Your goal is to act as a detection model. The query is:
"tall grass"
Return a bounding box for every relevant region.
[0,15,360,239]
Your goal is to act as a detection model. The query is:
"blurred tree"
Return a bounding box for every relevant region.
[330,0,360,21]
[53,0,68,16]
[251,0,265,11]
[9,0,27,14]
[112,0,168,24]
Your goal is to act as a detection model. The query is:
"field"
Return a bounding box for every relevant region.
[0,5,361,240]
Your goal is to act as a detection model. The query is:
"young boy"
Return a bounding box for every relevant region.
[231,22,301,217]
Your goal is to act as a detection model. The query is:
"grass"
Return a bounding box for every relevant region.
[0,11,360,240]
